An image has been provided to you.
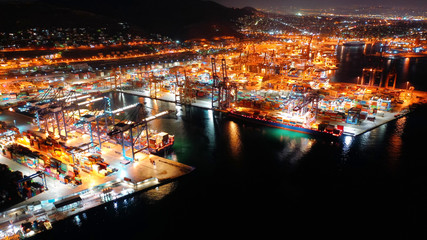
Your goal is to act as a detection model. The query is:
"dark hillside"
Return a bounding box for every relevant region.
[0,2,122,31]
[35,0,259,40]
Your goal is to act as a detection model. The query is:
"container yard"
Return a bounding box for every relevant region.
[0,89,193,239]
[0,89,186,186]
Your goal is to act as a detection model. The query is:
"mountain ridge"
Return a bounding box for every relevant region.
[0,0,259,40]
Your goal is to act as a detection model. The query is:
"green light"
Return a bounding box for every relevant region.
[267,127,311,139]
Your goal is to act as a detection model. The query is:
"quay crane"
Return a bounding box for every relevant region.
[292,91,320,118]
[107,99,174,161]
[211,58,238,110]
[169,66,195,105]
[170,67,183,104]
[282,85,319,119]
[34,87,92,140]
[74,96,113,149]
[33,86,68,130]
[148,74,166,100]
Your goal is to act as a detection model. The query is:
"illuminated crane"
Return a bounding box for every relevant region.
[107,99,173,161]
[211,58,237,110]
[34,87,91,140]
[74,96,113,149]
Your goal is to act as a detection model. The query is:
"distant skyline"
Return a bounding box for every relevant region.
[212,0,427,11]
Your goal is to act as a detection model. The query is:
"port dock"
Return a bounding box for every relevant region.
[119,88,426,137]
[0,108,194,238]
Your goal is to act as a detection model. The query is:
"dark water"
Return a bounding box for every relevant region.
[335,45,427,91]
[31,91,427,240]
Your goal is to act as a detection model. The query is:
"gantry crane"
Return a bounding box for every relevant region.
[171,68,194,105]
[149,75,163,99]
[211,58,237,110]
[107,100,173,161]
[35,87,90,140]
[74,96,113,150]
[292,91,319,118]
[282,85,319,119]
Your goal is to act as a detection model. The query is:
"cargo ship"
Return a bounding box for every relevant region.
[227,108,344,138]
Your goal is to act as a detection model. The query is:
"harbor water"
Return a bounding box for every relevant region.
[29,92,427,240]
[335,44,427,90]
[32,46,427,239]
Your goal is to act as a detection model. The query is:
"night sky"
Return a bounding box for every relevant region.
[212,0,427,10]
[0,0,426,10]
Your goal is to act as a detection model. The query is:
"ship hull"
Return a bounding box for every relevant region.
[148,142,174,155]
[227,111,342,138]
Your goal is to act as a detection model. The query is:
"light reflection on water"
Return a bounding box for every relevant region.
[342,135,353,156]
[226,121,241,159]
[387,117,406,171]
[72,215,82,228]
[279,137,315,165]
[140,182,177,204]
[360,130,372,146]
[265,127,316,165]
[403,57,410,81]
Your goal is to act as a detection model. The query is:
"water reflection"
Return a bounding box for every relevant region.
[151,99,159,112]
[403,57,410,82]
[339,45,345,62]
[359,130,371,151]
[226,121,241,159]
[119,92,127,108]
[284,137,314,165]
[140,182,177,204]
[340,135,354,166]
[175,105,182,117]
[388,117,406,171]
[205,110,215,150]
[72,215,82,227]
[273,129,315,165]
[343,135,354,153]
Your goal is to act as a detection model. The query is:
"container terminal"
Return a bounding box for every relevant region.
[0,91,193,239]
[3,37,424,137]
[0,37,426,238]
